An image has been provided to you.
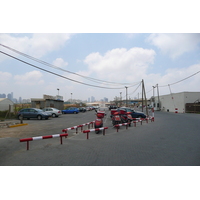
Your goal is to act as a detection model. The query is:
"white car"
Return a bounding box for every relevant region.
[42,107,62,117]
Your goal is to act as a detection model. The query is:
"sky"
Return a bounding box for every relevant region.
[1,33,200,102]
[0,1,200,103]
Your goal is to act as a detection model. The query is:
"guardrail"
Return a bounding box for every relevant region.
[62,121,95,133]
[19,133,68,150]
[114,123,130,132]
[83,127,108,139]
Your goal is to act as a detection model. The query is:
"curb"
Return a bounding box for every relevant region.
[9,123,28,128]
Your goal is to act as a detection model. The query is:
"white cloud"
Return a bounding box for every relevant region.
[52,58,68,68]
[0,71,12,87]
[84,47,156,83]
[0,33,73,61]
[14,70,44,85]
[147,33,200,59]
[0,71,12,81]
[144,64,200,98]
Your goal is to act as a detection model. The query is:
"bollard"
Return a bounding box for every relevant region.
[19,114,23,124]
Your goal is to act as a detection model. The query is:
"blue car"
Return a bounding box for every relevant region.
[62,107,79,114]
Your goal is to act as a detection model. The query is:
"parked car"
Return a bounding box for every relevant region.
[110,107,146,119]
[17,108,51,120]
[120,107,146,118]
[42,107,62,117]
[109,105,117,110]
[79,107,86,112]
[86,107,92,111]
[62,107,79,114]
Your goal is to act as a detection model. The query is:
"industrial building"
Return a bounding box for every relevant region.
[152,91,200,113]
[0,98,14,112]
[31,95,64,110]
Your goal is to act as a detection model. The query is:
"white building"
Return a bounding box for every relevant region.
[0,98,14,112]
[152,92,200,113]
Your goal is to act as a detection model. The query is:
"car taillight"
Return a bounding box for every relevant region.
[58,111,61,113]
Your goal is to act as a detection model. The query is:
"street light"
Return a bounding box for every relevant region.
[71,93,73,104]
[57,88,59,96]
[125,86,128,107]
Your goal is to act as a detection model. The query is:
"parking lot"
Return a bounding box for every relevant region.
[1,108,200,166]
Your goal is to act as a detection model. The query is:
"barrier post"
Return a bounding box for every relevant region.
[27,141,29,150]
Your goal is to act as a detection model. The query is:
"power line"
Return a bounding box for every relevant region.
[0,43,140,86]
[0,50,139,90]
[159,70,200,87]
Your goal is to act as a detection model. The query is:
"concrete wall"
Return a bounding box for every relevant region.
[154,92,200,113]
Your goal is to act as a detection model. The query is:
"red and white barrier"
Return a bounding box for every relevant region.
[20,133,68,150]
[114,123,130,132]
[62,121,95,133]
[62,125,82,133]
[175,108,178,113]
[83,127,108,139]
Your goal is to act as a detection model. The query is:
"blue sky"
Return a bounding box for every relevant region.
[0,33,200,102]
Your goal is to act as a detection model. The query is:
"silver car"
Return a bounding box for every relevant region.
[42,107,62,117]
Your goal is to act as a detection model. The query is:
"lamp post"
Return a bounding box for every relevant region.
[120,92,122,106]
[57,88,59,96]
[71,93,73,104]
[125,86,128,107]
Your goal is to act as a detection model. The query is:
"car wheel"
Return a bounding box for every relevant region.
[74,112,76,114]
[52,113,56,117]
[37,115,42,120]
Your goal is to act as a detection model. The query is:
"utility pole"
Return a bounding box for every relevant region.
[125,86,128,107]
[120,92,122,107]
[142,79,149,116]
[157,84,160,111]
[152,86,156,107]
[142,82,144,112]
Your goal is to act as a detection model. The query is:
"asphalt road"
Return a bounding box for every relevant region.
[0,108,200,166]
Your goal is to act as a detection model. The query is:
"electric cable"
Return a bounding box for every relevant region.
[0,50,138,89]
[158,70,200,87]
[0,43,140,86]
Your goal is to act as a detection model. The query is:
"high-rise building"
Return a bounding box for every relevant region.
[7,93,12,101]
[0,93,6,98]
[91,96,95,102]
[104,97,108,102]
[88,97,90,103]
